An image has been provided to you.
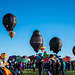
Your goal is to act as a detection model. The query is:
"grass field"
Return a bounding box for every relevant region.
[22,69,75,75]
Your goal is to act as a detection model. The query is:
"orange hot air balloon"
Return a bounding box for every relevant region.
[1,53,7,59]
[9,31,15,38]
[40,45,45,52]
[72,46,75,56]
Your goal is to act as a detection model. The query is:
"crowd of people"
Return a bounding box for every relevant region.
[0,55,75,75]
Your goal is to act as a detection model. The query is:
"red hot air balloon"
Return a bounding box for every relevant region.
[72,46,75,56]
[9,31,15,38]
[44,51,47,53]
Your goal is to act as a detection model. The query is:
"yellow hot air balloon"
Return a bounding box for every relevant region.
[40,45,45,52]
[1,53,7,59]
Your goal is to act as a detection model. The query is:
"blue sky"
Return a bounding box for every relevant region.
[0,0,75,60]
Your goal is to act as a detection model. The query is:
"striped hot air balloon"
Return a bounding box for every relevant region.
[40,45,45,52]
[1,53,7,59]
[48,57,56,62]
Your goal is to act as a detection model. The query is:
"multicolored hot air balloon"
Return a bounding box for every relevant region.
[72,46,75,56]
[30,30,43,53]
[64,56,72,62]
[40,45,45,52]
[48,57,56,62]
[1,53,7,59]
[9,31,15,38]
[2,13,17,31]
[49,37,62,54]
[44,57,48,63]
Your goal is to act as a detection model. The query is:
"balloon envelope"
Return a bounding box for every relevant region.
[29,55,36,60]
[17,59,22,63]
[64,56,72,62]
[9,31,15,38]
[49,37,62,54]
[12,55,16,60]
[30,30,43,53]
[36,56,41,60]
[22,59,29,63]
[2,13,17,31]
[44,57,48,63]
[44,51,47,53]
[72,46,75,56]
[48,57,56,62]
[40,45,45,52]
[1,53,7,59]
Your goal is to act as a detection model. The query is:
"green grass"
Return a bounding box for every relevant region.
[66,71,75,75]
[22,69,75,75]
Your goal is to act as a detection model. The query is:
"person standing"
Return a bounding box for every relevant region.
[33,62,36,72]
[56,60,61,75]
[38,59,43,75]
[51,60,56,75]
[61,59,66,75]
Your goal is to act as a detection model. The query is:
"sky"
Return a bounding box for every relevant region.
[0,0,75,60]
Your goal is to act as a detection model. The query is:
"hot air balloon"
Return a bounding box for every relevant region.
[40,45,45,52]
[22,59,29,63]
[30,30,43,53]
[44,57,48,63]
[29,55,36,61]
[48,57,56,62]
[64,56,72,62]
[9,31,15,38]
[1,53,7,59]
[12,55,16,60]
[44,51,47,54]
[2,13,17,31]
[49,37,62,54]
[72,46,75,56]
